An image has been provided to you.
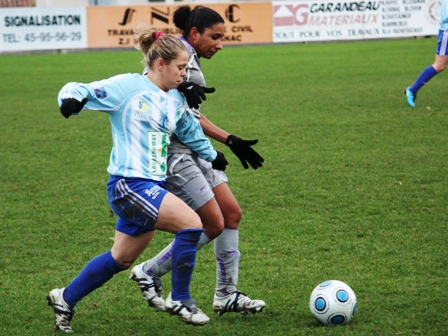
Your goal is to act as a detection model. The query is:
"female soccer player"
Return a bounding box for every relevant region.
[405,0,448,107]
[130,5,266,316]
[47,27,229,332]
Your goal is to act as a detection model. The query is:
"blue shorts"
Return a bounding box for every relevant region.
[107,176,168,236]
[436,30,448,56]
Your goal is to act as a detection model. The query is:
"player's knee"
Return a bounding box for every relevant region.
[188,213,203,229]
[434,59,448,72]
[202,214,224,239]
[224,205,242,229]
[111,253,134,269]
[118,260,133,269]
[205,223,224,239]
[434,64,446,72]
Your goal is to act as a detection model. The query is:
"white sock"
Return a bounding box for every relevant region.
[214,228,240,297]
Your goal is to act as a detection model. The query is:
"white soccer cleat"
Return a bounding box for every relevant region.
[213,291,266,316]
[129,263,166,311]
[46,288,74,333]
[165,292,210,326]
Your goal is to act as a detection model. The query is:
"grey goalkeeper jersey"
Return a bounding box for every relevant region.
[168,37,207,155]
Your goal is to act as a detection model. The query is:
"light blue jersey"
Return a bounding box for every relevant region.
[58,73,217,181]
[441,0,448,31]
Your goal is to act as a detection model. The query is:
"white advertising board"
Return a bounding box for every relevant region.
[0,7,87,52]
[273,0,441,43]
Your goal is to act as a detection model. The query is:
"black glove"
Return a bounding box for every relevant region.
[177,81,215,109]
[226,135,264,170]
[211,151,228,171]
[60,98,88,119]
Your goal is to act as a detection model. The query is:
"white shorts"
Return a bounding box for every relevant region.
[165,153,228,211]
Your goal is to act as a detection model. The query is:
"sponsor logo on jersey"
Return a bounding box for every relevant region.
[148,132,169,175]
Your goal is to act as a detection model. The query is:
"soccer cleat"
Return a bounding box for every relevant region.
[405,87,416,107]
[213,291,266,316]
[165,292,210,326]
[47,288,74,333]
[129,263,166,311]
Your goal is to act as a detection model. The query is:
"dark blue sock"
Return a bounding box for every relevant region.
[171,228,203,301]
[63,250,125,308]
[410,65,438,93]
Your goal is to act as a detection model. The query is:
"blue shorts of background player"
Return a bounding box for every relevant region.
[405,29,448,107]
[436,30,448,56]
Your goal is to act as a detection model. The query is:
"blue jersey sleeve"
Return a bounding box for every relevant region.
[174,110,217,162]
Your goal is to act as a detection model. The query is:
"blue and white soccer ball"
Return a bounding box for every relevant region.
[309,280,357,326]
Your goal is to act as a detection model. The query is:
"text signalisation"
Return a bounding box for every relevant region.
[0,7,88,52]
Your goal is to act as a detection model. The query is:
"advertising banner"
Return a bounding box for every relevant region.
[86,2,273,48]
[273,0,440,43]
[0,7,88,52]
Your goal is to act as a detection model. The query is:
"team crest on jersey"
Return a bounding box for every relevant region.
[139,100,149,112]
[94,87,107,99]
[134,100,152,121]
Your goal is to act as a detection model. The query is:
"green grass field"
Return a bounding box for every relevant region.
[1,37,447,335]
